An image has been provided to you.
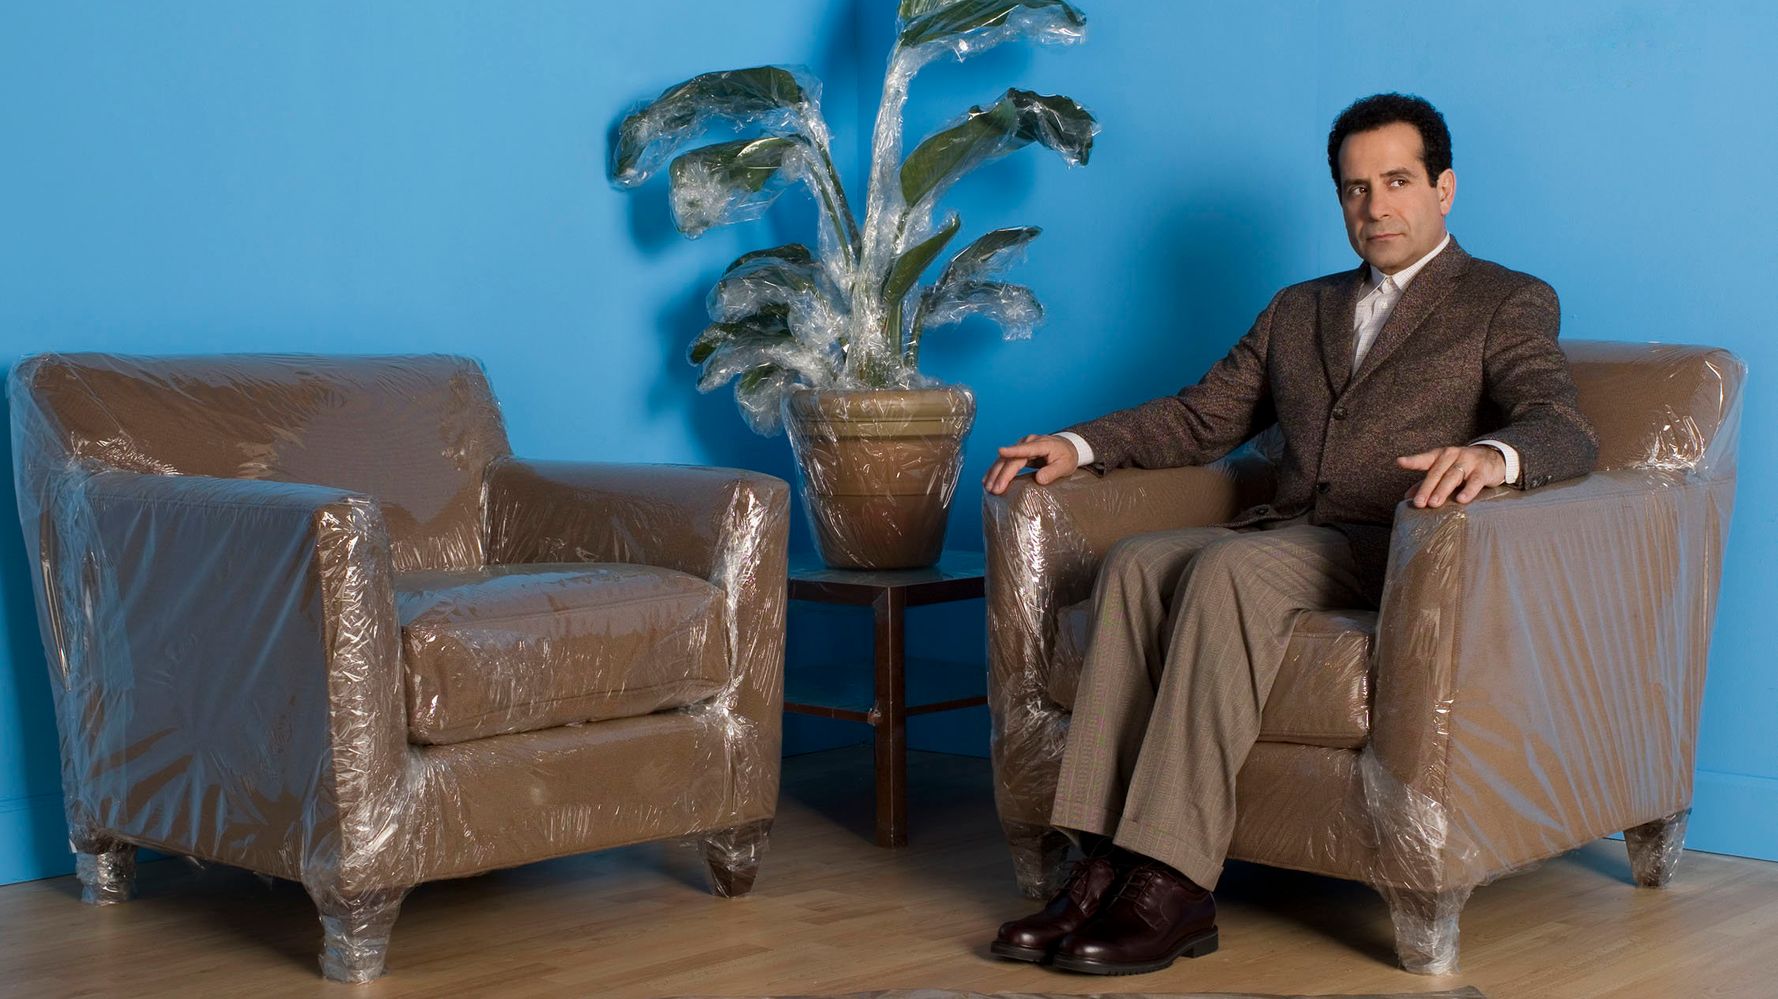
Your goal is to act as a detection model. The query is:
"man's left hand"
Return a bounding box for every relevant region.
[1396,445,1507,508]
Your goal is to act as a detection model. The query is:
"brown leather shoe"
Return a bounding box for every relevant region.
[990,854,1121,963]
[1051,862,1219,974]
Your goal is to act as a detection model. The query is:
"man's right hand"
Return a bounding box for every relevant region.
[983,434,1081,495]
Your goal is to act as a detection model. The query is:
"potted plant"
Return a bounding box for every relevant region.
[610,0,1096,569]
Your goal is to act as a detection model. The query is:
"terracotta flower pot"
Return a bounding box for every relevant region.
[783,385,976,570]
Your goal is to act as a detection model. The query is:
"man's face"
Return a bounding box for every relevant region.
[1337,122,1455,275]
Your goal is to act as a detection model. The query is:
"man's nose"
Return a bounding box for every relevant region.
[1365,193,1390,221]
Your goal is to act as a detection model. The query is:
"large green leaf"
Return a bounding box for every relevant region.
[899,89,1096,214]
[898,0,1086,50]
[908,279,1043,366]
[735,363,790,413]
[730,363,800,436]
[898,0,967,19]
[708,243,841,327]
[923,280,1043,331]
[694,308,835,436]
[719,245,823,291]
[908,227,1045,361]
[611,66,814,186]
[688,306,792,365]
[934,226,1039,288]
[723,242,815,273]
[668,136,808,237]
[882,214,962,309]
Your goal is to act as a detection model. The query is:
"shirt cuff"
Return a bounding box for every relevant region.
[1056,431,1095,467]
[1473,439,1521,486]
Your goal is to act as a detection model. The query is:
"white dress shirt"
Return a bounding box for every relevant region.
[1059,232,1522,485]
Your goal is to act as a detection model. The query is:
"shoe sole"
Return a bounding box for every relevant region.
[988,941,1052,964]
[1050,927,1219,975]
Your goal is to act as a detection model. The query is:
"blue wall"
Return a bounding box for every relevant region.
[2,1,1773,883]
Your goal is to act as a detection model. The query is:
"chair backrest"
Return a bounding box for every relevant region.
[1563,340,1744,479]
[10,353,512,571]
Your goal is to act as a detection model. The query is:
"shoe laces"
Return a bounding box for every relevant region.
[1060,855,1109,906]
[1110,865,1176,929]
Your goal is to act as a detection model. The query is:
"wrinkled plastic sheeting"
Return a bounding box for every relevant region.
[980,341,1743,971]
[8,353,788,982]
[74,845,136,905]
[782,385,975,570]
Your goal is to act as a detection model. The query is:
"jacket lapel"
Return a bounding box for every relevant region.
[1318,263,1370,394]
[1346,238,1471,391]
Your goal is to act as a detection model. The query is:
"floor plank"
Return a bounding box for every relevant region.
[0,748,1771,998]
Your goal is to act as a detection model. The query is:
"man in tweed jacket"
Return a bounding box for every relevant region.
[981,94,1598,975]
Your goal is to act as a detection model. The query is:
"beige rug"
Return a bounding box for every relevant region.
[675,981,1486,988]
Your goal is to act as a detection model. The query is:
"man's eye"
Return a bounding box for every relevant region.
[1348,185,1366,197]
[1390,178,1407,188]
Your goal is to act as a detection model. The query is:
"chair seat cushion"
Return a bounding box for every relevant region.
[1048,599,1374,749]
[395,563,728,745]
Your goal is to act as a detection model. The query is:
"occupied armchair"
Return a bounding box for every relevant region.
[982,340,1743,973]
[8,353,789,982]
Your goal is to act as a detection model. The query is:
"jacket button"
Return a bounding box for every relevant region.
[1332,407,1348,420]
[1316,481,1331,495]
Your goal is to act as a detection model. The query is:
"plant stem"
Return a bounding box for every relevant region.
[851,44,921,383]
[813,144,861,264]
[885,295,905,369]
[904,290,930,368]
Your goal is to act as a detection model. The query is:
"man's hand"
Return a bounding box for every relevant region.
[983,434,1080,495]
[1396,445,1507,508]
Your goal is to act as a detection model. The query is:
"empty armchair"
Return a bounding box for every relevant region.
[8,353,789,982]
[982,341,1742,973]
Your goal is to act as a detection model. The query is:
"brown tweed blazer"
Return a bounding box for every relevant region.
[1066,238,1599,598]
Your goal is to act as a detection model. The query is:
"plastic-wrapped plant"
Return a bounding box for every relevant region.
[610,0,1097,434]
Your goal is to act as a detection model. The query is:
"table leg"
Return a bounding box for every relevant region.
[873,587,907,847]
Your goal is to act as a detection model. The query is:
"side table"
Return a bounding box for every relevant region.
[784,550,986,847]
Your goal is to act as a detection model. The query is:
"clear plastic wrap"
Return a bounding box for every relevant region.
[981,341,1743,973]
[610,3,1094,570]
[8,353,790,982]
[73,841,136,905]
[1623,808,1690,888]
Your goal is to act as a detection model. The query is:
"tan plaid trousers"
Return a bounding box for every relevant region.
[1050,522,1369,889]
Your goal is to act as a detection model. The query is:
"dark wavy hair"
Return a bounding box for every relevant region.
[1326,93,1451,187]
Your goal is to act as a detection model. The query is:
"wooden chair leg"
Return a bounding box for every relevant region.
[1625,808,1690,887]
[702,818,773,898]
[72,836,136,906]
[310,885,409,983]
[1004,822,1071,899]
[1380,884,1472,975]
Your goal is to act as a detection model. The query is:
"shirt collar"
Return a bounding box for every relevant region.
[1368,231,1452,293]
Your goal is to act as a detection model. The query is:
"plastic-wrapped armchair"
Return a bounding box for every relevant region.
[982,341,1742,973]
[8,353,789,983]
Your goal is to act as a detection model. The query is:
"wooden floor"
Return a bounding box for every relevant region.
[1,748,1773,998]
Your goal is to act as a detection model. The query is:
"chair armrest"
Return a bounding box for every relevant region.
[45,470,406,890]
[485,458,788,581]
[483,458,791,818]
[1366,469,1735,890]
[982,464,1246,827]
[985,464,1249,611]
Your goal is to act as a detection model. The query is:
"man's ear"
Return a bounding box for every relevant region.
[1437,168,1457,215]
